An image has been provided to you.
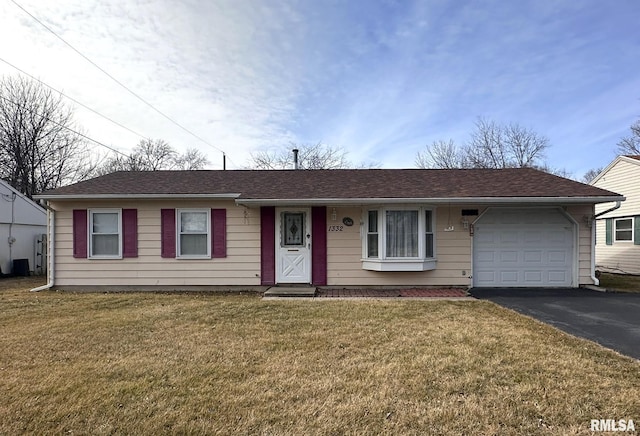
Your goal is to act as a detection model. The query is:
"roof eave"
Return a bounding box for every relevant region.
[35,193,242,201]
[235,196,625,206]
[590,155,640,185]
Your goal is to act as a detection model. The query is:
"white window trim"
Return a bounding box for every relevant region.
[177,208,211,259]
[362,206,437,271]
[614,217,634,242]
[88,208,122,259]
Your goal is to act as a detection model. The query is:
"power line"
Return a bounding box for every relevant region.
[0,94,129,157]
[10,0,232,164]
[0,58,231,169]
[0,57,149,142]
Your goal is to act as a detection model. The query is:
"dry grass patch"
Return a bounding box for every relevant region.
[0,285,638,435]
[0,276,46,292]
[599,272,640,293]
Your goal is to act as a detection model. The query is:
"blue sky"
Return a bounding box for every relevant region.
[1,0,639,177]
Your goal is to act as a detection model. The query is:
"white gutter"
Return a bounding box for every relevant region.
[593,201,623,219]
[34,194,624,205]
[590,201,623,286]
[236,196,625,206]
[30,204,55,292]
[34,193,241,201]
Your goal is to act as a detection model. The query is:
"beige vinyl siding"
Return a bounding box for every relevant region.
[567,205,597,285]
[51,200,596,289]
[327,205,595,288]
[326,206,476,287]
[593,158,640,274]
[594,159,640,217]
[595,219,640,274]
[51,200,262,287]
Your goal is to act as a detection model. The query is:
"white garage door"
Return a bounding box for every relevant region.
[473,208,575,287]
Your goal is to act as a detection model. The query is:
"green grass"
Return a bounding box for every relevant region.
[599,272,640,292]
[1,277,639,435]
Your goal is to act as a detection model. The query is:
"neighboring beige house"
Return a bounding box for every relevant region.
[0,179,47,276]
[591,155,640,275]
[34,168,622,291]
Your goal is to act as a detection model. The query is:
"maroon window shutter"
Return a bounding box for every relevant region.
[73,209,88,258]
[260,206,276,285]
[161,209,176,258]
[211,208,227,258]
[311,206,328,286]
[122,209,138,258]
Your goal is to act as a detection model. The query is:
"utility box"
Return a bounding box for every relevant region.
[13,258,30,276]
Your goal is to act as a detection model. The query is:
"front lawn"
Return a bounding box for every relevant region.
[1,280,638,435]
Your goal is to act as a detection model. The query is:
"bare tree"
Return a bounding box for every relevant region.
[617,119,640,155]
[533,164,572,178]
[582,167,603,183]
[415,118,549,170]
[99,139,209,173]
[249,142,350,169]
[466,118,548,168]
[175,147,210,170]
[415,139,466,169]
[0,75,96,198]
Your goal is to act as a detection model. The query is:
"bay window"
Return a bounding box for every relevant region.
[363,207,436,271]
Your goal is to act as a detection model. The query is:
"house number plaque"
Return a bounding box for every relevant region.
[328,217,353,232]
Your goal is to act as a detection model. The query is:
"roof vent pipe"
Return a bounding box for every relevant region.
[292,148,299,170]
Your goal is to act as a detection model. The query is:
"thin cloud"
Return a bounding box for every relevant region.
[0,0,638,173]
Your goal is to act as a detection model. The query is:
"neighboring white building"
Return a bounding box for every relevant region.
[591,155,640,275]
[0,180,47,276]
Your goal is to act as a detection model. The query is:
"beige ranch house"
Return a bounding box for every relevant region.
[33,168,623,291]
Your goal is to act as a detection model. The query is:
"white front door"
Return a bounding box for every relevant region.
[276,209,311,283]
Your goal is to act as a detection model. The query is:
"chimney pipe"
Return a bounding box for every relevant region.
[292,148,299,170]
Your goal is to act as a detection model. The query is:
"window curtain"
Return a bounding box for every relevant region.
[180,211,208,255]
[92,212,119,256]
[386,210,418,257]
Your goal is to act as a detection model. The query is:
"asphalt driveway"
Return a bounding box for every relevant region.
[470,288,640,360]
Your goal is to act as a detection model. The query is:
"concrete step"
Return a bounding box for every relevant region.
[263,286,317,297]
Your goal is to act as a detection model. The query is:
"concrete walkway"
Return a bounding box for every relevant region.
[263,288,470,300]
[316,288,468,298]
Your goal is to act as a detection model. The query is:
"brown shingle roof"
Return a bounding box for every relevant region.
[38,168,622,202]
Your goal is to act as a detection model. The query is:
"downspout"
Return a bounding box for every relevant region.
[2,192,17,271]
[9,193,16,269]
[31,202,55,292]
[590,201,622,286]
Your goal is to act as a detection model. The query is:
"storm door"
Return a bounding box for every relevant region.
[275,209,311,283]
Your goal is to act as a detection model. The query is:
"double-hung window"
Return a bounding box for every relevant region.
[178,209,210,257]
[89,209,121,258]
[366,210,379,258]
[614,218,633,242]
[363,207,436,271]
